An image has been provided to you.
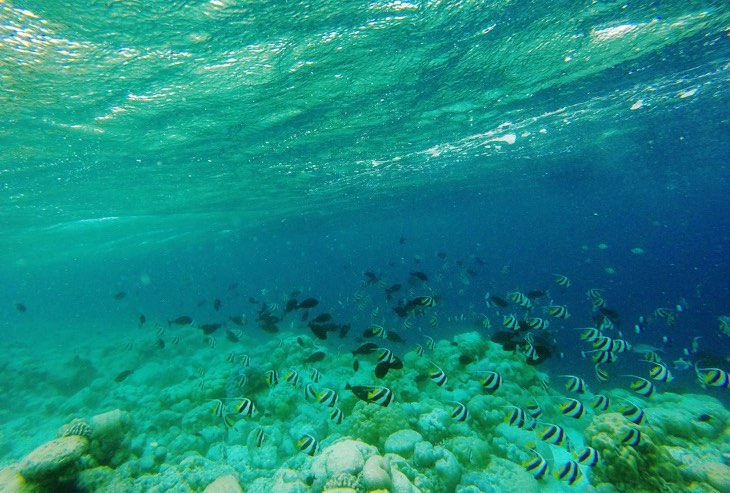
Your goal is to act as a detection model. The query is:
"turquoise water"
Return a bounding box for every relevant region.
[1,1,729,492]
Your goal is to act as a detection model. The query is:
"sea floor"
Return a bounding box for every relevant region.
[1,321,729,493]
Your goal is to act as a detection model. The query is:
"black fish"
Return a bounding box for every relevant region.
[213,299,222,311]
[139,314,146,327]
[526,290,547,300]
[393,306,409,318]
[200,323,222,335]
[338,324,351,339]
[228,315,246,326]
[157,338,165,349]
[309,324,328,340]
[437,251,447,260]
[399,236,406,244]
[226,329,241,342]
[168,316,193,326]
[248,297,259,304]
[386,331,405,343]
[374,355,403,378]
[15,303,26,313]
[114,369,134,383]
[297,336,305,347]
[459,354,475,365]
[487,295,509,308]
[298,298,319,309]
[353,359,359,372]
[364,272,380,284]
[312,313,332,324]
[410,271,428,281]
[375,361,390,378]
[227,282,239,291]
[305,351,326,363]
[113,291,127,301]
[352,342,378,355]
[285,299,299,313]
[260,323,279,333]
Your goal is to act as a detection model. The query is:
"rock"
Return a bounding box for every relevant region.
[325,440,366,476]
[203,474,244,493]
[684,462,730,492]
[18,435,89,482]
[0,468,29,493]
[361,455,392,491]
[384,430,422,459]
[91,409,129,440]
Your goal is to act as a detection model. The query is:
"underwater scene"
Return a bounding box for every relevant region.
[1,0,729,492]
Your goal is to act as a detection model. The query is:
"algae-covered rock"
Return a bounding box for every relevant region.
[348,401,408,448]
[384,430,423,459]
[203,474,244,493]
[18,435,89,483]
[584,412,681,492]
[0,467,31,493]
[361,455,392,491]
[471,457,538,493]
[683,462,730,493]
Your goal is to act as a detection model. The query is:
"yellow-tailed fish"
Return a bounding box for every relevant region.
[554,460,582,485]
[378,348,396,364]
[449,401,469,422]
[554,274,571,288]
[297,434,318,456]
[560,375,587,394]
[560,398,585,419]
[538,423,567,446]
[577,327,601,342]
[586,288,603,299]
[694,364,730,388]
[624,375,656,397]
[594,364,609,383]
[368,324,387,339]
[508,291,533,308]
[425,336,435,350]
[526,399,543,420]
[503,314,519,330]
[523,449,549,479]
[317,388,338,407]
[429,362,448,387]
[590,350,617,364]
[265,369,279,387]
[610,339,631,353]
[285,369,301,387]
[618,398,647,425]
[330,406,344,424]
[414,295,436,308]
[255,427,265,447]
[212,399,225,420]
[235,398,257,417]
[593,336,613,352]
[591,394,610,412]
[646,362,673,382]
[545,305,570,319]
[597,316,613,330]
[621,428,642,447]
[479,371,502,393]
[505,406,535,429]
[304,383,317,400]
[525,317,549,330]
[345,383,394,407]
[574,446,599,466]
